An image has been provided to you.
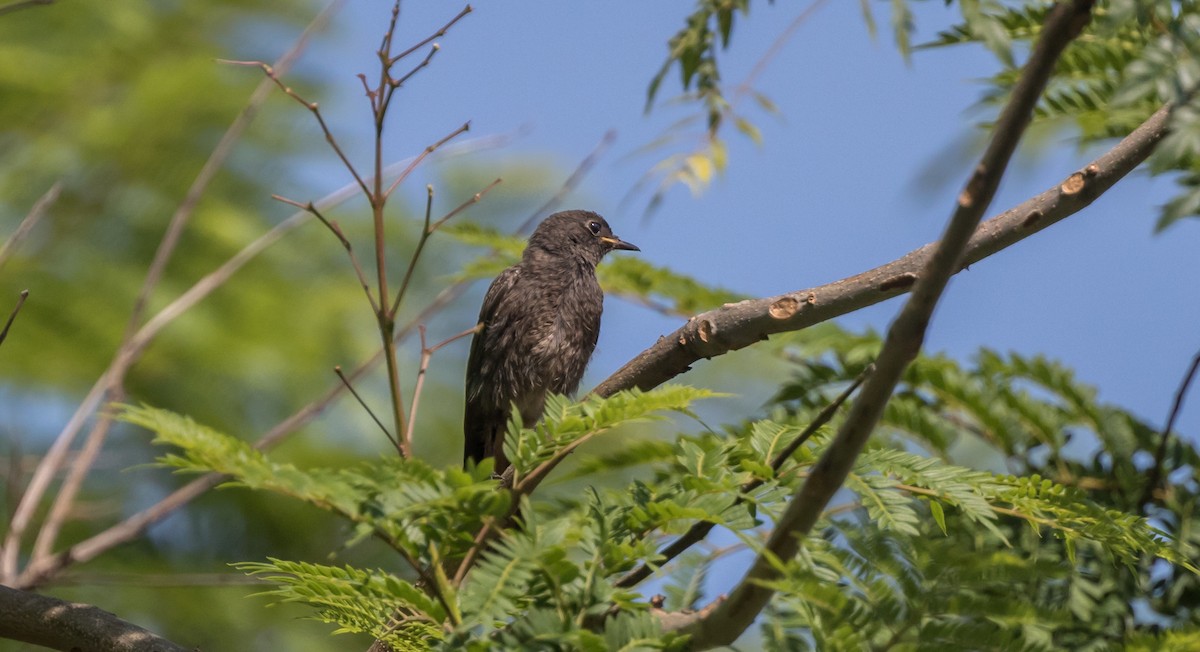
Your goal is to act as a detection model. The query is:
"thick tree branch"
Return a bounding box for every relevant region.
[665,2,1095,646]
[595,100,1171,400]
[0,585,190,652]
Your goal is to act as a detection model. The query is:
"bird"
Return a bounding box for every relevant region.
[463,210,639,474]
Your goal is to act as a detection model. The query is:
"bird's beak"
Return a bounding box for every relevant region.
[601,236,640,252]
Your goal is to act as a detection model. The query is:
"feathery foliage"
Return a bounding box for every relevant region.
[922,0,1200,230]
[122,313,1200,649]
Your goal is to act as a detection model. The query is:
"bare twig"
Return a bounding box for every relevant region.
[129,136,507,363]
[226,59,373,200]
[382,122,472,200]
[2,0,346,582]
[429,178,503,234]
[518,130,617,233]
[404,324,480,450]
[0,181,61,272]
[389,186,437,320]
[615,364,873,589]
[45,571,266,588]
[393,44,439,89]
[0,290,29,350]
[1139,348,1200,509]
[451,515,496,587]
[388,4,473,65]
[361,4,475,460]
[335,366,402,454]
[667,2,1095,646]
[730,0,829,105]
[274,194,380,312]
[390,177,502,318]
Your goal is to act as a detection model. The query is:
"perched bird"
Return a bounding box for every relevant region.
[463,210,639,473]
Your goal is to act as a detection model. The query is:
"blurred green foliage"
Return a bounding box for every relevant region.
[130,322,1200,649]
[0,2,561,649]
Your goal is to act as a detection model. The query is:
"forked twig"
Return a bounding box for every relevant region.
[393,44,439,89]
[404,324,481,449]
[390,178,502,318]
[222,59,372,201]
[388,4,472,65]
[273,194,379,313]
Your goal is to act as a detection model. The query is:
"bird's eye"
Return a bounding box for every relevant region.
[587,221,602,235]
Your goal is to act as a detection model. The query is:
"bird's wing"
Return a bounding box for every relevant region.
[463,265,522,468]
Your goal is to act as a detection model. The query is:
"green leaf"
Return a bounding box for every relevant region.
[929,499,948,535]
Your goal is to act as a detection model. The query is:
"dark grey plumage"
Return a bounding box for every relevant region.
[464,210,639,473]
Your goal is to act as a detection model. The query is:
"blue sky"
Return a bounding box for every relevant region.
[289,1,1200,445]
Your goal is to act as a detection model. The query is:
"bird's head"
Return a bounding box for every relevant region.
[525,210,639,266]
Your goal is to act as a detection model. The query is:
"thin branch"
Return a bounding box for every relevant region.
[388,4,473,65]
[594,99,1173,399]
[0,181,61,272]
[225,59,372,201]
[336,365,401,454]
[0,290,29,350]
[518,130,617,233]
[0,0,52,17]
[404,324,480,449]
[28,407,121,564]
[615,364,872,589]
[274,194,380,313]
[382,121,471,200]
[429,177,503,233]
[405,326,433,454]
[730,0,829,105]
[668,2,1095,646]
[1,1,345,583]
[392,44,439,89]
[1139,348,1200,509]
[389,185,436,320]
[0,584,191,652]
[452,515,497,587]
[44,571,266,587]
[390,177,502,317]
